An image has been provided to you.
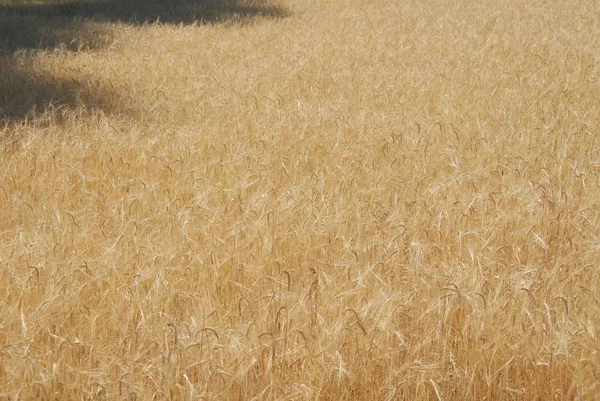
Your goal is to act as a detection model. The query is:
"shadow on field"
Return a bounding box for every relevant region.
[0,0,288,51]
[0,14,114,53]
[0,0,287,124]
[0,56,136,124]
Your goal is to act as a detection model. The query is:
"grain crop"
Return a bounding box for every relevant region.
[1,0,600,400]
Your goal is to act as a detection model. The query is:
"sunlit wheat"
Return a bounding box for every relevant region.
[1,0,599,400]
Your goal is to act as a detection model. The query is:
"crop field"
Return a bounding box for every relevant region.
[1,0,600,399]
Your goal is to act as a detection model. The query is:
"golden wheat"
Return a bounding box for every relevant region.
[1,0,600,400]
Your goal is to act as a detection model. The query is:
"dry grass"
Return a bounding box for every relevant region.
[1,0,600,399]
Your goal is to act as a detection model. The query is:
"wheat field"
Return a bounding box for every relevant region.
[1,0,600,400]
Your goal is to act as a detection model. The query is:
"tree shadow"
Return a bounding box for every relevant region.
[0,55,137,126]
[0,13,114,53]
[0,0,288,52]
[0,0,288,125]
